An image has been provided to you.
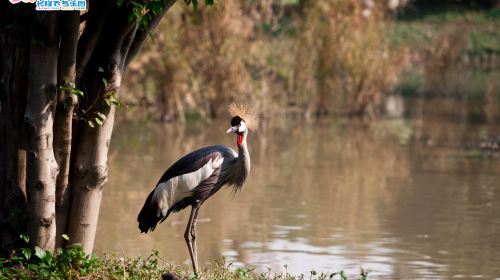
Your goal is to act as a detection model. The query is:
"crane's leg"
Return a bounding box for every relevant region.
[184,206,198,276]
[191,205,201,269]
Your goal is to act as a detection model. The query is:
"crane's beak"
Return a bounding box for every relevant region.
[226,126,238,133]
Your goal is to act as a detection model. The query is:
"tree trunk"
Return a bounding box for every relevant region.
[54,12,80,248]
[68,107,115,253]
[0,9,32,256]
[67,6,138,253]
[24,13,59,250]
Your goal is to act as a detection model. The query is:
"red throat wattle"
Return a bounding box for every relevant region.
[237,134,244,145]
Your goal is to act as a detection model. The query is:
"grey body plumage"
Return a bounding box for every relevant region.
[137,116,252,276]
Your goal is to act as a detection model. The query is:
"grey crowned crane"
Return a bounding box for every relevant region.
[137,104,258,276]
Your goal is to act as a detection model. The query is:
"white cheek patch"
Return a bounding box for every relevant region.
[152,156,223,217]
[238,122,247,133]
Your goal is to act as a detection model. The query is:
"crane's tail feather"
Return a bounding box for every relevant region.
[137,190,164,233]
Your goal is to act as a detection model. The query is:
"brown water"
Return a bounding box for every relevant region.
[95,98,500,279]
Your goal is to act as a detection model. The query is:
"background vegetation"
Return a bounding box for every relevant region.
[121,0,500,121]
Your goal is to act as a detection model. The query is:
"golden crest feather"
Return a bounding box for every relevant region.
[228,103,259,130]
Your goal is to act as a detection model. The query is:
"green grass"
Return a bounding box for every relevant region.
[391,8,500,55]
[397,5,500,22]
[389,7,500,98]
[470,29,500,54]
[396,71,423,97]
[0,241,369,280]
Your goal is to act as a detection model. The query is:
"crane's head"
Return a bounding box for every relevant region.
[226,116,247,134]
[226,103,258,131]
[226,103,258,145]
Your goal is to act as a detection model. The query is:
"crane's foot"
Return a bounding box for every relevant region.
[185,233,199,277]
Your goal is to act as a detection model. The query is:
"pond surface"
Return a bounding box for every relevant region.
[95,97,500,279]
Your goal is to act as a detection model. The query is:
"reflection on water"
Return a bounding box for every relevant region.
[95,98,500,279]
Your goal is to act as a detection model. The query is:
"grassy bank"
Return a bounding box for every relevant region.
[0,244,368,280]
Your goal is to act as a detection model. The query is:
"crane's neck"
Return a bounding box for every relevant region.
[235,130,251,183]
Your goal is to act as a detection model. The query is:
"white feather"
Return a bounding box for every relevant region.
[152,156,223,217]
[238,121,247,133]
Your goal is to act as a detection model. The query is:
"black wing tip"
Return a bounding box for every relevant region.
[139,226,156,233]
[138,215,160,233]
[137,190,162,234]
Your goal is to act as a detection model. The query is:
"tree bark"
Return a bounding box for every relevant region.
[24,13,59,250]
[54,12,80,248]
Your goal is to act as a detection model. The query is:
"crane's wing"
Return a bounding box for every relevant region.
[137,145,234,233]
[155,145,229,184]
